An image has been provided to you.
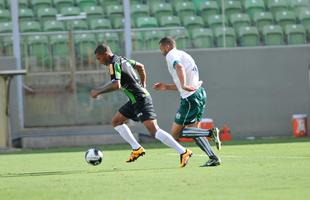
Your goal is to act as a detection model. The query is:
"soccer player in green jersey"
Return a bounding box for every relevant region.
[90,44,192,167]
[154,37,221,167]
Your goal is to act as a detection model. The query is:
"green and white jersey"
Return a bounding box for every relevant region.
[165,48,202,98]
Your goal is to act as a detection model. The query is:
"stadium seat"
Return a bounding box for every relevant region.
[75,0,97,10]
[285,24,307,44]
[159,16,181,27]
[253,11,274,32]
[20,21,41,32]
[289,0,309,13]
[136,17,158,28]
[174,1,196,20]
[7,0,28,8]
[89,18,112,30]
[131,31,144,50]
[83,6,104,20]
[262,25,284,45]
[168,29,192,49]
[144,30,165,49]
[275,10,296,29]
[230,13,251,33]
[238,26,260,46]
[111,17,135,29]
[19,8,34,21]
[182,16,204,36]
[66,20,88,30]
[131,4,150,25]
[27,35,51,71]
[214,27,236,47]
[106,5,123,18]
[0,8,9,22]
[268,0,289,16]
[43,20,65,31]
[222,0,242,18]
[98,0,120,7]
[53,0,74,11]
[31,0,53,12]
[0,0,5,9]
[207,14,228,32]
[75,33,97,68]
[191,28,214,48]
[60,6,81,16]
[0,21,11,33]
[245,0,266,19]
[97,32,121,54]
[200,0,219,23]
[50,34,69,71]
[37,7,57,23]
[151,3,173,21]
[298,9,310,29]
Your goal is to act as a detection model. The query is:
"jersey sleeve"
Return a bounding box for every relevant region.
[109,63,121,81]
[128,59,137,68]
[166,51,181,69]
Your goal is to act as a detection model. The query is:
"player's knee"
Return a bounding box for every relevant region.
[111,117,123,127]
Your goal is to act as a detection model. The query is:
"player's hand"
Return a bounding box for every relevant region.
[90,90,99,98]
[153,82,167,91]
[182,85,196,92]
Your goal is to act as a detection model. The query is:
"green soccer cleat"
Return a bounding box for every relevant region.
[211,127,221,150]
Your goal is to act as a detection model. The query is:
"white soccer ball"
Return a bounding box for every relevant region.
[85,148,103,166]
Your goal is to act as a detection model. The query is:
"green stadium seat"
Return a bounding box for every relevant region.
[60,6,81,16]
[151,3,173,21]
[19,8,34,21]
[50,34,69,71]
[66,20,88,30]
[130,0,143,4]
[268,0,288,16]
[0,8,9,22]
[144,30,165,49]
[168,29,192,49]
[37,7,57,23]
[0,21,11,33]
[131,4,150,25]
[245,0,266,19]
[136,17,158,28]
[200,0,219,23]
[275,10,296,29]
[31,0,53,12]
[75,33,97,68]
[27,35,51,71]
[230,13,251,33]
[0,0,5,9]
[174,1,196,19]
[97,32,121,54]
[98,0,120,7]
[222,0,242,18]
[289,0,309,13]
[214,27,236,47]
[207,14,228,31]
[285,24,307,44]
[20,21,41,32]
[53,0,74,11]
[43,20,65,31]
[111,17,135,29]
[182,16,204,36]
[262,25,284,45]
[238,26,260,46]
[75,0,97,10]
[191,28,214,48]
[7,0,28,8]
[106,5,123,18]
[298,9,310,28]
[253,12,274,32]
[83,6,104,20]
[89,18,112,30]
[159,16,181,27]
[131,31,144,50]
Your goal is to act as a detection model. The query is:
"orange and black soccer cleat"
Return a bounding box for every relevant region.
[180,149,193,168]
[126,147,146,163]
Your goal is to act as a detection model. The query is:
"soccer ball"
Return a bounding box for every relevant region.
[85,148,103,166]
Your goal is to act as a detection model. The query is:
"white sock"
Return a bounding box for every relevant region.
[155,129,186,154]
[114,124,141,150]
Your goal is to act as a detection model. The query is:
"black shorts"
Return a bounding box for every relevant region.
[119,96,157,122]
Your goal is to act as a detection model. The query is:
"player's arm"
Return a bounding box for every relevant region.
[135,62,146,88]
[90,80,121,98]
[175,63,196,92]
[153,82,177,91]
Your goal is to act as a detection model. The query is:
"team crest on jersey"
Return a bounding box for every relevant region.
[176,112,181,119]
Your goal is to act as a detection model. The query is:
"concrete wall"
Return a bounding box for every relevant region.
[132,46,310,138]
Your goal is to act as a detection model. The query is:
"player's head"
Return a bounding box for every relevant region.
[159,37,176,56]
[94,44,113,65]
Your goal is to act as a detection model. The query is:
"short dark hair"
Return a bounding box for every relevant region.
[94,44,111,54]
[159,37,176,47]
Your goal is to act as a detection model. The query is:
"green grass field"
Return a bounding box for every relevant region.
[1,138,310,200]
